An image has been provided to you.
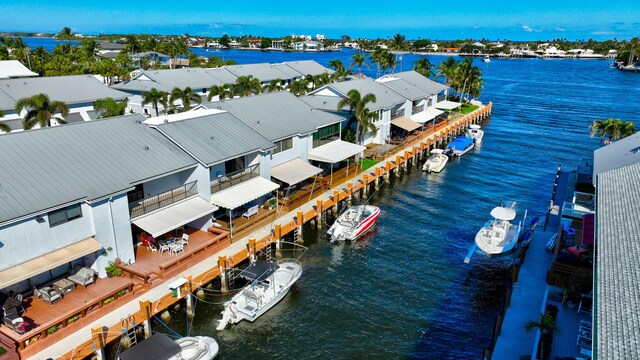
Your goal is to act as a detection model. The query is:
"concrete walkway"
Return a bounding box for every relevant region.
[491,230,554,360]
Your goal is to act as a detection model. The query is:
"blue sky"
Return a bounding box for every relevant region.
[4,0,640,40]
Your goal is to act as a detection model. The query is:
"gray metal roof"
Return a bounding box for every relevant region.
[0,114,197,225]
[0,60,38,78]
[224,63,295,83]
[204,68,239,85]
[0,118,22,131]
[114,68,233,93]
[596,162,640,359]
[0,75,130,111]
[300,95,347,112]
[205,91,344,141]
[389,71,449,95]
[154,112,275,166]
[98,42,125,51]
[311,78,406,111]
[272,64,304,79]
[64,112,85,124]
[283,60,335,76]
[593,132,640,182]
[377,77,431,101]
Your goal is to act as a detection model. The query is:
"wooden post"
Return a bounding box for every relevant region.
[91,326,106,360]
[296,211,304,243]
[333,190,340,213]
[347,183,353,206]
[248,238,257,263]
[362,175,369,199]
[184,276,193,318]
[316,200,324,228]
[274,225,282,256]
[139,300,152,339]
[218,256,228,294]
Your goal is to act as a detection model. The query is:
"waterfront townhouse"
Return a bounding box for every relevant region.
[302,78,407,145]
[0,75,129,132]
[0,60,38,79]
[224,63,301,87]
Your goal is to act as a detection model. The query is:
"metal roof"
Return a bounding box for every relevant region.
[0,60,38,78]
[114,68,233,93]
[272,64,304,79]
[593,132,640,182]
[0,75,130,111]
[154,111,275,166]
[64,112,85,124]
[0,118,22,131]
[311,78,406,110]
[283,60,335,76]
[389,71,449,95]
[377,77,431,101]
[205,91,344,141]
[596,162,640,359]
[300,95,347,112]
[204,67,239,85]
[224,63,297,83]
[0,114,197,225]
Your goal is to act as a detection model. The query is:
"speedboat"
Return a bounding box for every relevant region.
[422,149,448,173]
[465,124,484,144]
[118,333,219,360]
[217,260,302,330]
[475,203,522,255]
[327,205,380,242]
[483,55,490,63]
[445,136,474,157]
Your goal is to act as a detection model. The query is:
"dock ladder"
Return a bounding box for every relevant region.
[120,314,138,347]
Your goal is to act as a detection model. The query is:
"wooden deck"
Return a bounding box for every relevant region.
[214,207,278,239]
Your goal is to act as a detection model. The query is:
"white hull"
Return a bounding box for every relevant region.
[327,205,380,241]
[466,128,484,144]
[171,336,219,360]
[422,153,448,173]
[475,220,520,254]
[450,142,474,157]
[217,260,301,330]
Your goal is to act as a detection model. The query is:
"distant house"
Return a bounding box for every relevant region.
[442,47,461,53]
[292,41,323,51]
[271,40,284,50]
[0,60,38,79]
[248,39,262,49]
[472,42,486,48]
[316,34,326,40]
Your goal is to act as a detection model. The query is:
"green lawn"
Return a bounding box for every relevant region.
[0,346,7,356]
[360,159,379,171]
[459,104,480,114]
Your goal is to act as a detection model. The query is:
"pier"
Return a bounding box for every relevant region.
[23,104,492,360]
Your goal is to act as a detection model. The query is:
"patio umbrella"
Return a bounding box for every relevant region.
[567,245,589,257]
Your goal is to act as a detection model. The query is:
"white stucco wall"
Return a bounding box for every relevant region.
[90,195,135,276]
[270,134,310,167]
[142,167,198,198]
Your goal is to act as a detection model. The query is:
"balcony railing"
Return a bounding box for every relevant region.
[390,110,404,120]
[412,104,424,115]
[210,163,260,194]
[437,94,446,103]
[129,181,198,219]
[562,201,594,219]
[313,135,340,148]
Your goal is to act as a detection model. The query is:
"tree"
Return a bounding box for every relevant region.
[389,33,407,52]
[169,87,202,111]
[0,109,10,133]
[141,88,168,116]
[234,75,262,97]
[57,27,73,40]
[591,118,637,143]
[350,53,369,73]
[328,59,345,72]
[219,34,231,48]
[525,313,559,360]
[260,38,272,49]
[93,98,128,119]
[263,79,284,93]
[413,58,434,78]
[337,89,378,145]
[159,39,189,69]
[289,79,309,96]
[436,57,458,86]
[15,93,70,130]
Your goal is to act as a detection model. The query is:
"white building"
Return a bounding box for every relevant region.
[316,34,326,40]
[292,41,323,51]
[0,60,38,79]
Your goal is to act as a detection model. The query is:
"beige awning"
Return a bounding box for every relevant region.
[271,158,322,185]
[211,177,279,210]
[435,100,461,110]
[308,140,366,163]
[132,196,218,237]
[0,237,102,289]
[412,107,445,123]
[391,117,422,132]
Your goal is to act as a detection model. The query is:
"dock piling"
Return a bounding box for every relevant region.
[218,256,229,294]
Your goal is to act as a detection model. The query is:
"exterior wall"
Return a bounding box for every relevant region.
[90,195,134,276]
[364,108,392,145]
[270,134,310,167]
[185,165,211,201]
[142,167,198,198]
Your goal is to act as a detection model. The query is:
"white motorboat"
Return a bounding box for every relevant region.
[466,124,484,144]
[445,136,475,157]
[475,203,523,255]
[118,333,219,360]
[327,205,380,242]
[217,260,302,330]
[483,55,490,63]
[422,149,449,173]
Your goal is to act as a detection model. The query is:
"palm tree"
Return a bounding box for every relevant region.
[93,98,128,119]
[589,119,608,144]
[436,57,458,86]
[620,121,636,139]
[15,94,69,130]
[289,79,309,96]
[525,313,559,360]
[141,88,168,116]
[263,79,284,93]
[0,109,10,133]
[233,75,262,97]
[169,87,202,111]
[57,27,73,40]
[328,59,345,72]
[337,89,378,145]
[413,58,434,78]
[389,33,406,73]
[350,53,369,73]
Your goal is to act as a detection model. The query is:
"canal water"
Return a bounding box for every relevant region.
[23,38,640,358]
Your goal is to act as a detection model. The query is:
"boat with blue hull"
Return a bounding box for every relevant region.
[445,137,475,157]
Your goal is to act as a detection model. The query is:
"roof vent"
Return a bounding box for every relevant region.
[135,120,142,124]
[256,120,260,124]
[144,146,150,151]
[210,136,215,140]
[164,118,169,124]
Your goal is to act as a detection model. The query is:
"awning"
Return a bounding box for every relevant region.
[132,196,218,237]
[308,140,366,163]
[211,176,279,210]
[435,100,462,110]
[412,107,445,123]
[271,158,322,185]
[391,117,422,132]
[0,237,102,289]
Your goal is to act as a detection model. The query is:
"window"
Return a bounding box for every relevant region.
[313,124,340,147]
[127,184,144,203]
[48,204,83,227]
[270,138,293,155]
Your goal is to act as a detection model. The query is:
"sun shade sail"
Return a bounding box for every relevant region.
[271,158,322,185]
[391,117,422,132]
[435,100,461,110]
[308,140,366,163]
[210,177,279,210]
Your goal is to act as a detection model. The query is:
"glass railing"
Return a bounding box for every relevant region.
[210,164,260,194]
[129,181,198,218]
[412,105,424,114]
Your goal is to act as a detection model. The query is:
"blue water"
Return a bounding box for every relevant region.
[23,36,638,358]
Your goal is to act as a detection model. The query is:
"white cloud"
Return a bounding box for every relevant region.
[554,27,567,32]
[522,25,533,32]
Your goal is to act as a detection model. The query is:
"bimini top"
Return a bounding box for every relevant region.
[490,207,517,221]
[238,261,279,282]
[470,124,481,130]
[430,148,445,154]
[118,333,180,360]
[447,136,474,150]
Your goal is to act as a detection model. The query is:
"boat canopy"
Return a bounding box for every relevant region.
[430,148,445,154]
[447,137,474,150]
[118,333,180,360]
[238,261,279,282]
[469,124,481,130]
[490,207,517,221]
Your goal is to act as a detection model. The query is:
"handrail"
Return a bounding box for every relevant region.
[210,163,260,194]
[129,181,198,218]
[412,104,424,114]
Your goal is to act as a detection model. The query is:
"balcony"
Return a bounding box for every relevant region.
[411,104,424,115]
[313,134,340,148]
[210,163,260,194]
[390,109,404,120]
[129,181,198,219]
[562,192,594,219]
[437,94,446,102]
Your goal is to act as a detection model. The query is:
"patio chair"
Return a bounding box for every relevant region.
[181,233,190,248]
[34,287,62,304]
[170,242,184,256]
[2,307,26,334]
[67,267,97,288]
[159,242,171,256]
